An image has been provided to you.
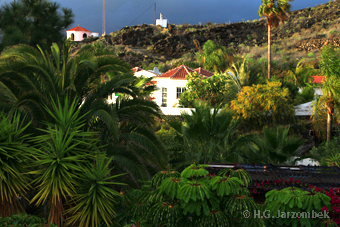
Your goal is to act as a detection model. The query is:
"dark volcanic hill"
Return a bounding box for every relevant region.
[80,1,340,68]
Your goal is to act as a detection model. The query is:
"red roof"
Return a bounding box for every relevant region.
[155,65,213,80]
[194,67,214,77]
[67,26,91,32]
[146,81,157,86]
[311,76,325,84]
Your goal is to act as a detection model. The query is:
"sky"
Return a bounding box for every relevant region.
[1,0,331,33]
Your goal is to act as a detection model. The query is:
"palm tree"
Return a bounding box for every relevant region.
[225,58,250,92]
[285,58,316,86]
[0,42,132,127]
[66,156,125,227]
[244,126,305,164]
[104,97,167,185]
[319,45,340,141]
[196,40,235,73]
[0,112,35,217]
[258,0,292,79]
[30,96,101,226]
[167,101,240,167]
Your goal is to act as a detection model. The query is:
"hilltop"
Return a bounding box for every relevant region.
[81,1,340,70]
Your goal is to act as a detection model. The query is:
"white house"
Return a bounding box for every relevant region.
[134,65,214,108]
[66,25,99,41]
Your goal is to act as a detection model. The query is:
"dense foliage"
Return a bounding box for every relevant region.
[0,41,167,226]
[1,0,340,224]
[309,136,340,167]
[113,164,338,227]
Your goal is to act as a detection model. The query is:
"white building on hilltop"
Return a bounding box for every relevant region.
[66,25,99,41]
[156,13,168,28]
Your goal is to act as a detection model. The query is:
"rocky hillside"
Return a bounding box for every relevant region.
[84,0,340,68]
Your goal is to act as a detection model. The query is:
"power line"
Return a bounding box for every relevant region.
[127,3,154,26]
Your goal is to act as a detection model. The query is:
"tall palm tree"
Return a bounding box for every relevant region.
[319,45,340,141]
[258,0,292,79]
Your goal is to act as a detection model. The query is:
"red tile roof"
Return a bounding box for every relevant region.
[155,65,213,80]
[194,67,214,77]
[67,26,91,32]
[146,81,157,85]
[311,76,325,84]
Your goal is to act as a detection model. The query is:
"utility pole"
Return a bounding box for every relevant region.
[102,0,106,35]
[154,2,156,25]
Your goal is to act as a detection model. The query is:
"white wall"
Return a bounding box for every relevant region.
[153,78,187,108]
[156,19,168,28]
[66,31,92,41]
[135,70,158,78]
[91,32,99,38]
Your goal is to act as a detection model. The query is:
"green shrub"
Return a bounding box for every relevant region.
[295,86,315,104]
[307,52,315,58]
[272,44,279,52]
[329,30,340,38]
[309,136,340,166]
[0,213,57,227]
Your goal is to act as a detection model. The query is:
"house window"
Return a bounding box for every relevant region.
[83,33,87,38]
[176,87,186,99]
[70,33,74,41]
[161,87,167,107]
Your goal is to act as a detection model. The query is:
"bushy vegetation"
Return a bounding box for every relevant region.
[179,73,238,108]
[231,81,296,130]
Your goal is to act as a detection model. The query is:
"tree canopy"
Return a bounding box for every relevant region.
[0,0,74,50]
[196,40,235,73]
[231,81,295,130]
[179,72,238,108]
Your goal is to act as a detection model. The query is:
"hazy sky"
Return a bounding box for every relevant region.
[2,0,330,33]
